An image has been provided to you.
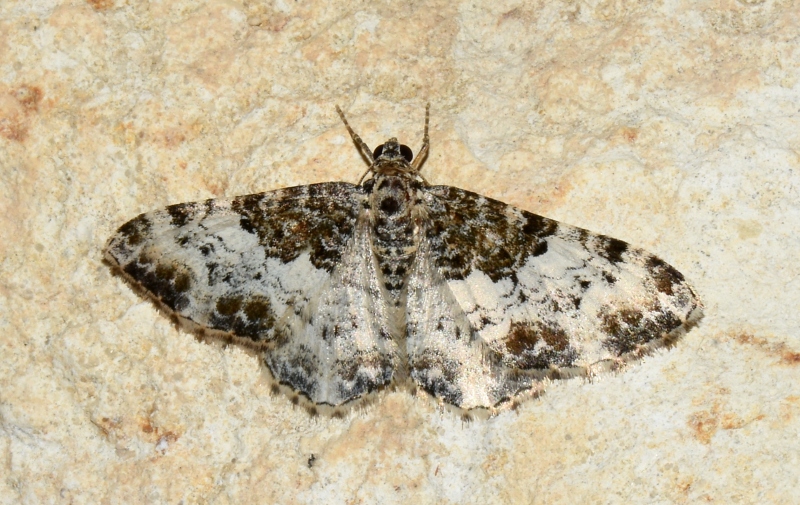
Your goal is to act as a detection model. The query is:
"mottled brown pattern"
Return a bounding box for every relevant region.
[14,85,43,111]
[166,201,200,227]
[424,186,559,282]
[106,183,365,345]
[210,295,275,340]
[231,183,364,272]
[597,235,628,264]
[116,215,151,247]
[600,304,683,355]
[501,320,578,369]
[122,254,192,312]
[647,256,685,296]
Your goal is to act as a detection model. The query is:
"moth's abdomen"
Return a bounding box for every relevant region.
[367,175,421,298]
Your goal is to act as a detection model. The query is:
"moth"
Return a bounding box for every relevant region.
[105,105,702,417]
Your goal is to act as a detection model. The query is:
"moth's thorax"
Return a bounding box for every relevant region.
[372,159,415,177]
[364,172,421,298]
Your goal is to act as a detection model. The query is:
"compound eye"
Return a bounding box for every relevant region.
[399,144,413,162]
[372,144,384,159]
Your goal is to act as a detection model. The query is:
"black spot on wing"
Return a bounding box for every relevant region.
[597,235,628,264]
[113,214,151,249]
[522,213,558,238]
[166,202,195,227]
[531,240,548,257]
[238,213,256,235]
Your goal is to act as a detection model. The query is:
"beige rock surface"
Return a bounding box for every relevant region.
[2,0,799,503]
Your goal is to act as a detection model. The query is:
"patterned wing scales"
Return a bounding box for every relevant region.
[407,185,702,411]
[406,236,536,410]
[104,183,399,407]
[263,211,401,407]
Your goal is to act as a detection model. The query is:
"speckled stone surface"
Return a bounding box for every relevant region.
[1,1,799,503]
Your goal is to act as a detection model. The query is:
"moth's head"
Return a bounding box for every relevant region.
[373,137,414,167]
[334,104,428,184]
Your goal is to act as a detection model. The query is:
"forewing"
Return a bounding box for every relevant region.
[407,185,702,411]
[105,182,398,407]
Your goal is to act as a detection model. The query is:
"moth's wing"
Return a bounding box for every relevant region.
[263,208,401,408]
[406,236,534,411]
[407,185,702,412]
[104,182,400,408]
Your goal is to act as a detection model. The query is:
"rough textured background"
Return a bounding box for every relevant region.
[2,0,799,503]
